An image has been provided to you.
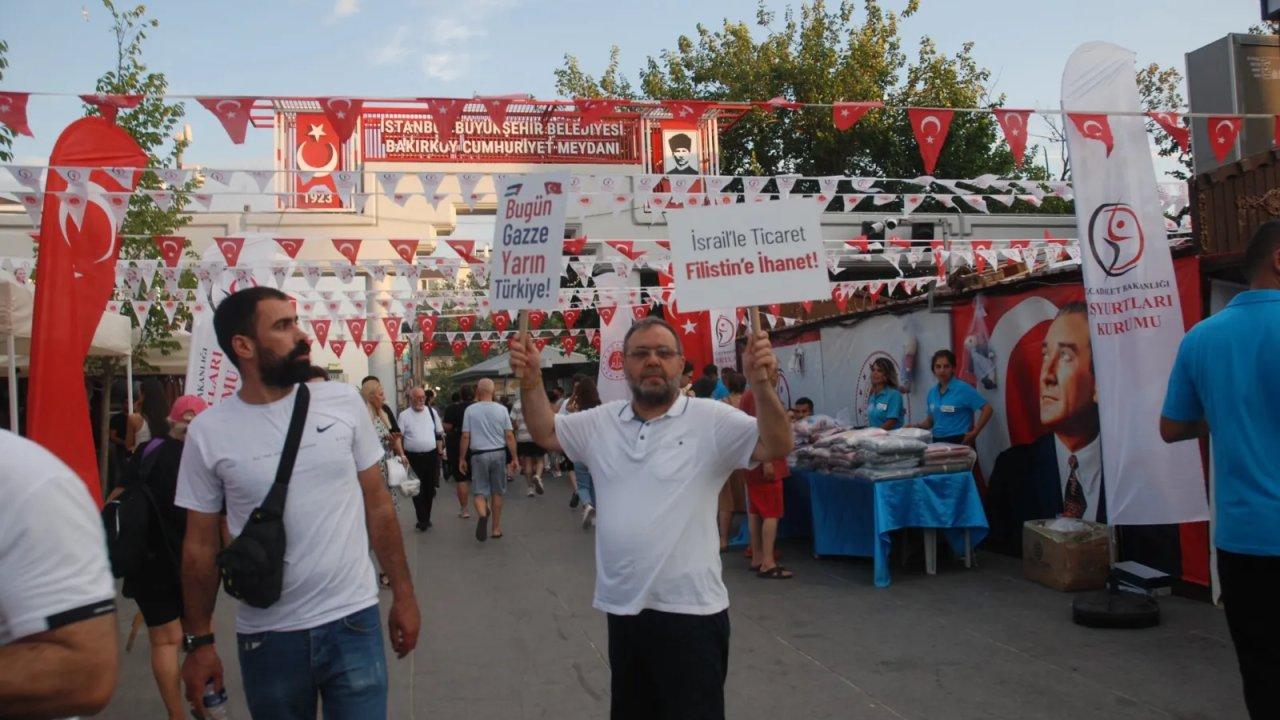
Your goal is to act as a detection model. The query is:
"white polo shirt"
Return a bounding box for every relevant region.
[555,395,759,616]
[398,406,441,453]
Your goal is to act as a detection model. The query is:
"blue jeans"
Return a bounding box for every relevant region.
[237,604,388,719]
[574,461,595,507]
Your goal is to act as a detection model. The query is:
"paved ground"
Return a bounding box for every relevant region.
[99,478,1246,719]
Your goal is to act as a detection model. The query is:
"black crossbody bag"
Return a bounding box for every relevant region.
[216,383,309,609]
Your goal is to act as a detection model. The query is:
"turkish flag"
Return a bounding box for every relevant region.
[392,340,409,358]
[79,93,143,122]
[563,236,588,255]
[382,316,401,341]
[605,240,646,261]
[318,97,364,144]
[561,335,578,354]
[479,339,493,357]
[214,236,244,266]
[491,311,511,333]
[562,308,581,328]
[908,108,954,174]
[575,98,619,125]
[457,314,476,332]
[451,339,466,357]
[1206,115,1243,164]
[478,96,513,126]
[345,318,367,344]
[1147,112,1190,153]
[28,117,146,502]
[445,239,480,263]
[1067,113,1114,156]
[0,92,34,137]
[197,97,257,144]
[420,339,437,355]
[597,305,617,325]
[388,238,419,264]
[528,308,547,329]
[310,319,331,348]
[153,235,184,267]
[332,237,362,264]
[993,109,1032,167]
[756,96,802,113]
[663,100,716,122]
[361,340,379,357]
[421,98,468,144]
[330,340,347,357]
[658,273,713,377]
[417,314,439,336]
[832,101,882,131]
[275,237,304,259]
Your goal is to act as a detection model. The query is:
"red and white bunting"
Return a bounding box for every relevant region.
[392,340,409,358]
[902,194,925,215]
[422,98,468,144]
[478,96,513,126]
[329,340,347,357]
[993,109,1033,166]
[0,92,33,137]
[197,97,257,144]
[318,97,364,144]
[332,238,362,264]
[574,98,619,125]
[5,164,42,191]
[345,318,367,344]
[908,108,955,175]
[387,239,418,264]
[663,100,716,122]
[832,101,882,131]
[1147,112,1190,153]
[214,236,244,267]
[1206,115,1243,164]
[153,235,184,267]
[361,340,379,357]
[80,92,143,121]
[1067,113,1115,156]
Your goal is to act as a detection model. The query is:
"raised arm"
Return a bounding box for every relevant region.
[741,330,793,462]
[509,333,563,453]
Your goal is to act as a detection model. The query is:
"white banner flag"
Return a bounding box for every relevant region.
[594,274,633,403]
[1062,42,1207,524]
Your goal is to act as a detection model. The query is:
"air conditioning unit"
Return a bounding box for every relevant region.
[1186,33,1280,175]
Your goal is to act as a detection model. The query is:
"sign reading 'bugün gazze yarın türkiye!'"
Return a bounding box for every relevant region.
[667,200,828,312]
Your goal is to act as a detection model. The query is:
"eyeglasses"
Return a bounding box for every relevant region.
[625,347,681,361]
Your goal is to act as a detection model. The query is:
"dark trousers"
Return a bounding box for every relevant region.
[405,450,440,527]
[607,609,729,720]
[1218,549,1280,719]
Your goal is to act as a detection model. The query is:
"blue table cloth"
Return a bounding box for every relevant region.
[796,469,988,587]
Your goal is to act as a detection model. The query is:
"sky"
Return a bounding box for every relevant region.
[0,0,1267,187]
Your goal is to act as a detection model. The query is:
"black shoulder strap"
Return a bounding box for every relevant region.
[275,383,311,487]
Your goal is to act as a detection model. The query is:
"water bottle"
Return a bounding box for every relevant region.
[201,683,231,720]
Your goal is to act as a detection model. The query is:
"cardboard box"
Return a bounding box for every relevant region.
[1022,519,1110,591]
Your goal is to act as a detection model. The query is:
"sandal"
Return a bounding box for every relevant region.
[491,532,503,539]
[757,566,794,580]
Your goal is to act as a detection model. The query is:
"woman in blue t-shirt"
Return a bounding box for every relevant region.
[865,358,905,430]
[914,349,992,445]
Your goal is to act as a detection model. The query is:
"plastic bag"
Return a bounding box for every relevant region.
[959,294,998,389]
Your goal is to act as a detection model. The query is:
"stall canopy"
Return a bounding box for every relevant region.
[452,350,593,382]
[0,274,132,361]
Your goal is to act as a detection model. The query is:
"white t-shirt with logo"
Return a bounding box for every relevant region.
[555,396,759,616]
[176,382,384,634]
[0,430,116,646]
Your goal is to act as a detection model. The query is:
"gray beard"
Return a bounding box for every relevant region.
[629,376,679,407]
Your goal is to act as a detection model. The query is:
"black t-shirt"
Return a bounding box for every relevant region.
[443,401,469,453]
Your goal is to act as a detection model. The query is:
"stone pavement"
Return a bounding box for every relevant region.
[99,478,1246,719]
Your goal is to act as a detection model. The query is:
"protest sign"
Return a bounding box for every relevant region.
[667,199,827,312]
[489,171,569,312]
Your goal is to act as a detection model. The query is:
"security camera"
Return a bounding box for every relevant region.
[884,218,900,230]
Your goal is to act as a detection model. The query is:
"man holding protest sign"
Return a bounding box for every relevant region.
[509,316,791,720]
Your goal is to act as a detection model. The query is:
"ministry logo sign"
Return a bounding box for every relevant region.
[1087,203,1144,278]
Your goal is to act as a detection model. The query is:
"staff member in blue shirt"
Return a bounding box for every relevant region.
[865,358,905,430]
[1160,221,1280,720]
[913,349,992,445]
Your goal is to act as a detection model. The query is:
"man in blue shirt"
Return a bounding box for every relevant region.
[916,350,992,445]
[706,364,730,401]
[1161,221,1280,720]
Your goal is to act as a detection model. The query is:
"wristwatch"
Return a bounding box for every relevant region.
[182,633,215,652]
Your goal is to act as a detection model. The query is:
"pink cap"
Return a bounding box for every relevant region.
[168,395,209,423]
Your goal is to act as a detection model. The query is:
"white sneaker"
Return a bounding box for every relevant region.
[526,485,536,497]
[581,504,595,530]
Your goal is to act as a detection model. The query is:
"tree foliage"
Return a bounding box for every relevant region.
[1136,62,1191,182]
[0,40,12,163]
[88,1,196,370]
[556,0,1045,182]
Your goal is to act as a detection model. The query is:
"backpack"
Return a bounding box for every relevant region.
[102,439,179,580]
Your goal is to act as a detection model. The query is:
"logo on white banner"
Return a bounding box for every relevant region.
[1088,203,1145,277]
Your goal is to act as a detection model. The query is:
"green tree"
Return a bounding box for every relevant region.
[0,40,13,163]
[87,0,196,369]
[557,1,1046,182]
[1137,62,1191,182]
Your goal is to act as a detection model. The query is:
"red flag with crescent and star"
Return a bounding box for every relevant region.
[908,108,954,174]
[831,101,882,131]
[992,109,1032,167]
[1067,113,1115,156]
[657,272,714,378]
[1206,115,1243,164]
[293,113,343,209]
[197,97,257,144]
[421,98,468,144]
[1147,112,1190,153]
[0,92,34,137]
[28,117,147,503]
[318,97,364,144]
